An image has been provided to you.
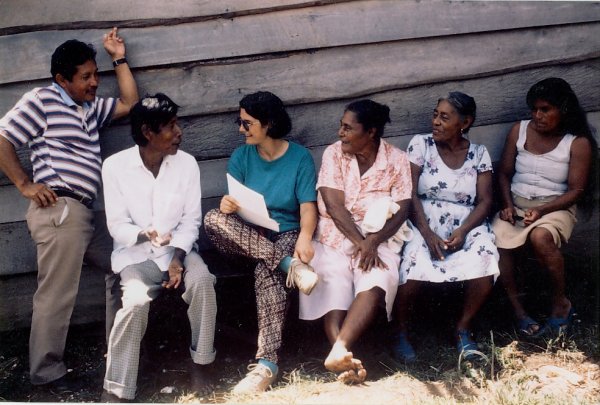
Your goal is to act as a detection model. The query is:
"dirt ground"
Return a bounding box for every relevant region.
[1,209,598,403]
[1,267,599,404]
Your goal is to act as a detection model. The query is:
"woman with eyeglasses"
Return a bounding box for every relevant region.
[203,91,318,394]
[392,92,499,363]
[299,99,412,384]
[492,78,597,338]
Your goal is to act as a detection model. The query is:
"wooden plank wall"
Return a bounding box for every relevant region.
[1,0,599,329]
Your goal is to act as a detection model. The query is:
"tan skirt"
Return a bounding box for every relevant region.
[492,193,577,249]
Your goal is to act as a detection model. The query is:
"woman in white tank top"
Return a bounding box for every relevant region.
[492,78,597,338]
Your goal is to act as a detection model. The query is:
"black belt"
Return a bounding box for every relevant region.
[53,188,94,208]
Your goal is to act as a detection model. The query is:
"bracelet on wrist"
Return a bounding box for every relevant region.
[112,57,128,68]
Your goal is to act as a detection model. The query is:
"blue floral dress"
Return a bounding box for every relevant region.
[399,134,499,284]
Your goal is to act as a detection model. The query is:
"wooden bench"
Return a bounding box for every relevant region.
[1,125,599,332]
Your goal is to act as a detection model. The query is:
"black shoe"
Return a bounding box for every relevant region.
[100,389,134,403]
[36,372,83,394]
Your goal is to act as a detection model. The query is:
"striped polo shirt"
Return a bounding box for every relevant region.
[0,83,116,200]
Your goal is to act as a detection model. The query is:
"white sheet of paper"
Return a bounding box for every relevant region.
[226,173,280,232]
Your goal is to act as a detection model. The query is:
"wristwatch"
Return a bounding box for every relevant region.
[112,57,128,68]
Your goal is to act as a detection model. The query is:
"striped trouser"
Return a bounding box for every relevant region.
[103,251,216,400]
[203,209,298,364]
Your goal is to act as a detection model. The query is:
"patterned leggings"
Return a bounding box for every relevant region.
[204,209,298,364]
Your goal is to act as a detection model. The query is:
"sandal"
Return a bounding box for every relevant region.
[457,329,478,361]
[534,307,575,338]
[391,331,416,363]
[517,315,541,337]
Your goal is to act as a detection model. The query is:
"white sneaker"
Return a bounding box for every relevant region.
[232,363,276,394]
[286,258,319,295]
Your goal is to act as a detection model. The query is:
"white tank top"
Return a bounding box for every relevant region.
[511,120,575,198]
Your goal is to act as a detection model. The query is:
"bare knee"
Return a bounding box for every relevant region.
[397,280,421,298]
[371,286,386,298]
[325,309,346,325]
[529,227,558,254]
[357,286,385,304]
[467,275,494,288]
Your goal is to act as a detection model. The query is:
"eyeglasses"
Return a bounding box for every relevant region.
[235,117,257,131]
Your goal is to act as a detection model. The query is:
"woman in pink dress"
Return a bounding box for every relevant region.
[300,99,412,384]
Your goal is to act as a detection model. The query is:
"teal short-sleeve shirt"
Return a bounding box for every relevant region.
[228,141,317,233]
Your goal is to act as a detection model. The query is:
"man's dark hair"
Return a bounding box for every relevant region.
[130,93,180,147]
[51,39,97,81]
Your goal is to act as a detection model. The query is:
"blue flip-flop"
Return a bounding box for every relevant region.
[517,315,541,337]
[534,307,575,338]
[457,329,478,361]
[392,331,416,363]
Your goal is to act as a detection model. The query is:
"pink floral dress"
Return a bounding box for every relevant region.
[315,139,412,249]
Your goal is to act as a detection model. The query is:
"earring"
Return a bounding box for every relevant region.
[460,128,465,135]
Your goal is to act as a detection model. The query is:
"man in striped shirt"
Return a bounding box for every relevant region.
[0,27,138,391]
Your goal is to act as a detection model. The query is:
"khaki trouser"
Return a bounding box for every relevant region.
[25,197,119,384]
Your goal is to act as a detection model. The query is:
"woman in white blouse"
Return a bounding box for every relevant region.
[493,78,597,338]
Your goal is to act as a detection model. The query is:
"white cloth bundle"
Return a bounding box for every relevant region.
[361,197,413,253]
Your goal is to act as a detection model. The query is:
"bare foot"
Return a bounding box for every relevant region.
[190,363,215,397]
[324,343,362,373]
[337,366,367,385]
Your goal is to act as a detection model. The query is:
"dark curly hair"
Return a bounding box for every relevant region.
[239,91,292,139]
[130,93,180,147]
[51,40,97,82]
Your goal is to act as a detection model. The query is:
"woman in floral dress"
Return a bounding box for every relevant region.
[392,92,499,362]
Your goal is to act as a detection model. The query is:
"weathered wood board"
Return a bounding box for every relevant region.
[0,265,106,331]
[2,197,596,332]
[1,0,599,331]
[2,1,598,84]
[0,0,345,30]
[1,110,599,278]
[2,23,599,116]
[2,60,599,186]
